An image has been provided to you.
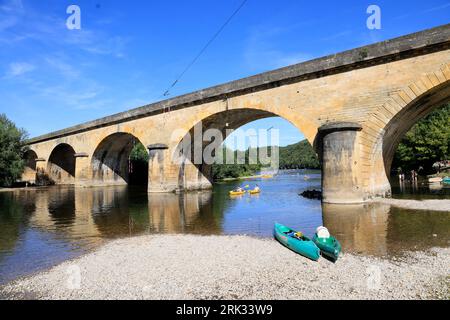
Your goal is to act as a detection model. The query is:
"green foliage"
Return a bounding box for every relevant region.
[129,142,149,163]
[393,103,450,173]
[0,114,28,187]
[212,140,320,180]
[211,148,261,181]
[279,140,320,169]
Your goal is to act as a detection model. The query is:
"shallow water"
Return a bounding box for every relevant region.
[0,169,449,284]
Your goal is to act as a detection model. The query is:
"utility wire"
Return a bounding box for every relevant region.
[162,0,249,97]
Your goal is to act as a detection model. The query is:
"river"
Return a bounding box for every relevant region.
[0,169,449,284]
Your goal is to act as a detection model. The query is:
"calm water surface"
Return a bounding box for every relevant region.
[0,170,449,284]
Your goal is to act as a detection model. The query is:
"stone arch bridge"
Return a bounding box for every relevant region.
[23,24,450,204]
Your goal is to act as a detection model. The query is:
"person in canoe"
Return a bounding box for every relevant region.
[288,231,303,240]
[248,184,261,194]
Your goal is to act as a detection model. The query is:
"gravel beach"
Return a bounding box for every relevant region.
[1,235,449,300]
[373,198,450,212]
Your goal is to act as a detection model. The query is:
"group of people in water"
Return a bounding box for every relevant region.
[397,167,421,183]
[233,184,260,193]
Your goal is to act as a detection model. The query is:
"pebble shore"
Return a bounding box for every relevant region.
[1,235,449,300]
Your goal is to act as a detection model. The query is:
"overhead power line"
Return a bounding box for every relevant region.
[162,0,249,97]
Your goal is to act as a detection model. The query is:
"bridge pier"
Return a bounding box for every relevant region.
[74,153,90,186]
[35,158,48,185]
[319,122,366,204]
[147,144,179,192]
[179,163,213,191]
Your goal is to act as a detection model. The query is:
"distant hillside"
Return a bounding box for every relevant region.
[278,140,320,169]
[212,140,320,180]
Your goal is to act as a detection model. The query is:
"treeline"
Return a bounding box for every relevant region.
[0,114,28,187]
[392,103,450,174]
[211,148,263,181]
[278,140,320,169]
[212,140,320,180]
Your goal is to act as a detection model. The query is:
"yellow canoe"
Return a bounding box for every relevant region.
[229,191,245,196]
[248,189,261,194]
[261,175,273,179]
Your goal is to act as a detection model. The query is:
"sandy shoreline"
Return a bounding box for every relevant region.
[1,234,448,300]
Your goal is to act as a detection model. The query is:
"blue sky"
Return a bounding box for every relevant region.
[0,0,449,147]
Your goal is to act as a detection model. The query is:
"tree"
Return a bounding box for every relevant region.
[128,142,149,186]
[393,103,450,173]
[0,114,28,187]
[278,140,320,169]
[211,147,261,180]
[129,142,149,163]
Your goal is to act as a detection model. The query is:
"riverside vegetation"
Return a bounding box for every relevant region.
[0,114,28,187]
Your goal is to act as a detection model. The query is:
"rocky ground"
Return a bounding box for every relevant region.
[1,235,448,300]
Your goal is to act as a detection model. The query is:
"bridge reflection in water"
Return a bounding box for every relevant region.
[27,186,221,240]
[1,183,449,283]
[323,203,450,256]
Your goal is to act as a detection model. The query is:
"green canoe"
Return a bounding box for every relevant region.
[312,233,341,262]
[443,177,450,184]
[273,223,320,261]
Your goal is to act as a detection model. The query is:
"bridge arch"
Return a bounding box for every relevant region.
[171,107,313,191]
[47,143,76,184]
[365,67,450,197]
[22,149,38,182]
[91,132,148,186]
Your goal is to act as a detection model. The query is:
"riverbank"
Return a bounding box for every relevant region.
[0,186,39,193]
[1,235,448,300]
[373,198,450,212]
[218,174,264,182]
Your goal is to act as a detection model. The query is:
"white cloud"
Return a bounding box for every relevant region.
[0,0,24,13]
[244,26,313,71]
[320,30,353,42]
[6,62,35,77]
[423,3,450,13]
[272,53,312,68]
[0,1,129,59]
[72,33,127,59]
[45,56,80,79]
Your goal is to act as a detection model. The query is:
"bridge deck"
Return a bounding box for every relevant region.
[28,24,450,145]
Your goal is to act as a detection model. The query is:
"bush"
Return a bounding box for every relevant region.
[0,114,28,187]
[393,103,450,174]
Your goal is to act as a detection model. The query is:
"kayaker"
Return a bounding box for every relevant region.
[254,185,260,192]
[235,187,244,192]
[288,231,303,240]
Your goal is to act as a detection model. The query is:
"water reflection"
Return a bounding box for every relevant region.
[0,170,449,283]
[323,203,450,257]
[28,186,219,239]
[391,177,450,199]
[0,192,35,255]
[323,203,391,256]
